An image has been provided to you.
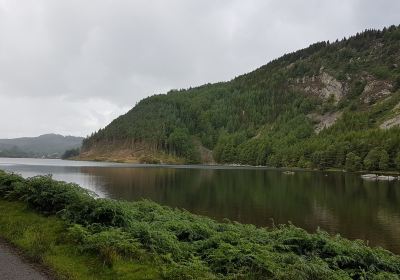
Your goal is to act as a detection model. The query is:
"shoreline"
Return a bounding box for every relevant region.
[73,156,400,175]
[1,170,400,279]
[1,155,399,175]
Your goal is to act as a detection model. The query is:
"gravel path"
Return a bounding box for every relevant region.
[0,240,51,280]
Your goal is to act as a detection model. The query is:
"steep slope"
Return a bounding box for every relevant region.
[0,134,83,158]
[82,25,400,171]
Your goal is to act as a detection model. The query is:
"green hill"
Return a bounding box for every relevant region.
[0,134,83,158]
[81,25,400,171]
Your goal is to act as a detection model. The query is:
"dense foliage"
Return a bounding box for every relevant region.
[1,170,400,279]
[83,25,400,171]
[0,200,159,279]
[62,147,81,159]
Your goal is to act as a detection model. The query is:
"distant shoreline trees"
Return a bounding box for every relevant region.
[61,148,80,159]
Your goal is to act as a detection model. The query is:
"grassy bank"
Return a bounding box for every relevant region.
[0,200,160,280]
[1,170,400,279]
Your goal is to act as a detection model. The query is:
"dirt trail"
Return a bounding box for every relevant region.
[0,240,51,280]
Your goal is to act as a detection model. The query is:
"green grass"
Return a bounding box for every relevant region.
[1,170,400,279]
[0,200,160,280]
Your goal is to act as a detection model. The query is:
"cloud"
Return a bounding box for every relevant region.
[0,94,129,138]
[0,0,399,138]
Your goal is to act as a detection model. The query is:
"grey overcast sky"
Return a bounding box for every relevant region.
[0,0,399,138]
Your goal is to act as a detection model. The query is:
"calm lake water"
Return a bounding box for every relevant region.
[1,157,400,254]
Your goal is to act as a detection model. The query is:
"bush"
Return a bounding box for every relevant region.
[61,148,80,159]
[364,148,389,171]
[345,152,362,171]
[68,225,144,267]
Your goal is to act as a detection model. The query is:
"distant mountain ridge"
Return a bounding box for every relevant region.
[81,25,400,171]
[0,134,83,158]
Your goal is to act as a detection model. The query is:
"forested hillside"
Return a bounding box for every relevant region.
[82,25,400,171]
[0,134,83,158]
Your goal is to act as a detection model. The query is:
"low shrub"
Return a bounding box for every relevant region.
[1,170,400,279]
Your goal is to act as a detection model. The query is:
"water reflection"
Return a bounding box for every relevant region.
[0,158,399,253]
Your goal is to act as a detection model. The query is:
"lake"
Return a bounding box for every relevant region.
[0,157,399,254]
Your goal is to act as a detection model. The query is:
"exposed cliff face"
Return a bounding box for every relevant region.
[361,78,393,104]
[292,71,347,103]
[293,70,396,105]
[298,71,397,132]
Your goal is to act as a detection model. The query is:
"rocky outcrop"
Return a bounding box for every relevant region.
[319,72,345,102]
[292,72,346,103]
[361,77,393,104]
[291,71,394,107]
[308,111,343,133]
